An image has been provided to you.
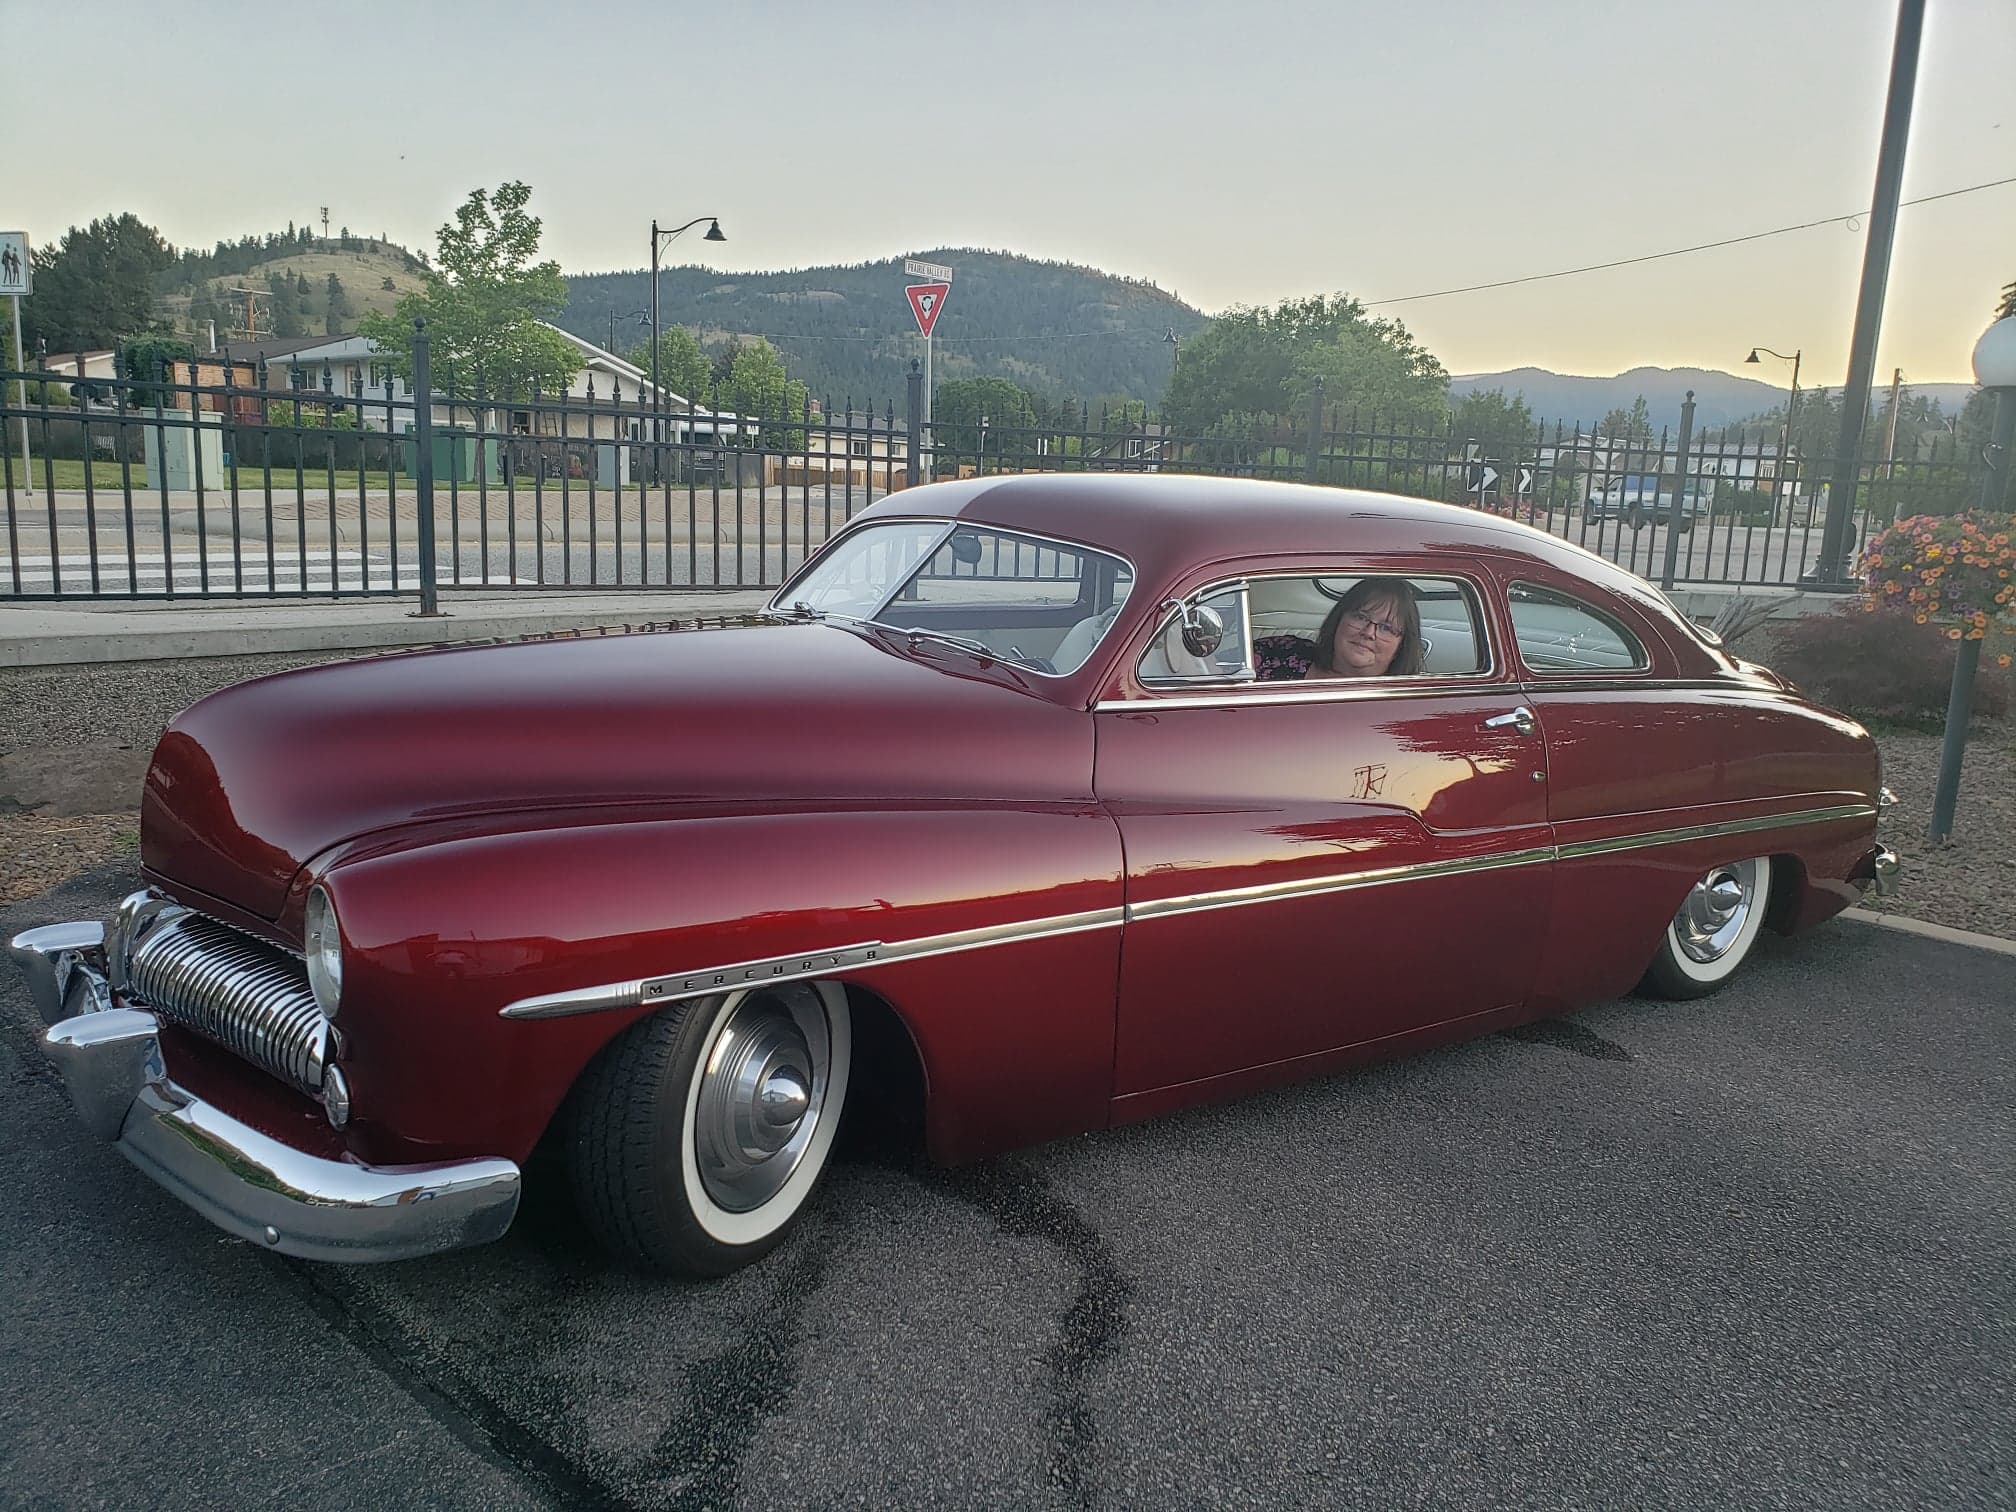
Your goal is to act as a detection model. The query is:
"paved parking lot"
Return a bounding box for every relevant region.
[4,863,2011,1510]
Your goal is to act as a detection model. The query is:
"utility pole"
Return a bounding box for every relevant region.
[1806,0,1925,587]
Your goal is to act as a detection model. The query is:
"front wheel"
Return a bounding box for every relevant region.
[565,980,852,1275]
[1640,856,1773,999]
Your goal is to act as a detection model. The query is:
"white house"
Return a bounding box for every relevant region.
[254,324,739,445]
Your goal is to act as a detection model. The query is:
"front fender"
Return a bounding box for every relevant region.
[318,803,1124,1166]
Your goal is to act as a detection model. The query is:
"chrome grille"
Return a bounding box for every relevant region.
[125,910,327,1095]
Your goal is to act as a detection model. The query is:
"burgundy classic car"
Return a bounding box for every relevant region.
[9,474,1899,1275]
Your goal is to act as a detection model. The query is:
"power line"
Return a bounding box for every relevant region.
[693,172,2016,350]
[1362,173,2016,307]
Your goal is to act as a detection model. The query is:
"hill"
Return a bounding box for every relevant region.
[1450,365,1979,432]
[558,250,1210,406]
[158,240,429,344]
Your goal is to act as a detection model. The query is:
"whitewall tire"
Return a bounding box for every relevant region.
[1641,856,1773,1000]
[565,980,851,1275]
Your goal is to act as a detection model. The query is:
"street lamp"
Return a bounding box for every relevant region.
[1927,313,2016,843]
[1746,345,1802,518]
[648,216,725,452]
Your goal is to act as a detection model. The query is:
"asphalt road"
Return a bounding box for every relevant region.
[7,489,1850,596]
[4,863,2011,1511]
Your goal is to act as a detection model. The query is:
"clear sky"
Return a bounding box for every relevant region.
[10,0,2013,384]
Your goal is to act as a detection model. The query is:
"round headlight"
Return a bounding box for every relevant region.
[304,885,344,1019]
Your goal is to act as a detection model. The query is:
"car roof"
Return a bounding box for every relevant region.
[855,472,1670,600]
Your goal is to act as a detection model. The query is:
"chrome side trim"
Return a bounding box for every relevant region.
[1127,845,1556,923]
[1554,803,1876,861]
[1518,678,1742,695]
[500,905,1127,1019]
[1096,680,1508,713]
[498,803,1873,1020]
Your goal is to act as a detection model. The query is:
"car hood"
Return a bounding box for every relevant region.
[142,623,1092,919]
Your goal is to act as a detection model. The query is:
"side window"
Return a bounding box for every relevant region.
[1138,584,1251,683]
[1507,583,1648,673]
[1246,574,1489,680]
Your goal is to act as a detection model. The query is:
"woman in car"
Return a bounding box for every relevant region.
[1254,578,1423,681]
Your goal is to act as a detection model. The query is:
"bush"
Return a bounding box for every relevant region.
[1713,484,1776,525]
[1766,607,2010,727]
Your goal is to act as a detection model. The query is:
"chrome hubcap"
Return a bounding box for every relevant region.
[693,984,832,1213]
[1674,860,1761,964]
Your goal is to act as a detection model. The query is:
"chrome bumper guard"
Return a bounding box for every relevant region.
[1870,844,1901,898]
[7,922,521,1263]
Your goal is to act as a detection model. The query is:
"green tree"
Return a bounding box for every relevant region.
[935,376,1039,454]
[710,336,747,387]
[1163,293,1448,436]
[358,181,580,397]
[718,339,809,447]
[1597,395,1654,442]
[268,270,307,338]
[1450,387,1534,442]
[629,325,714,406]
[21,213,174,352]
[323,273,352,337]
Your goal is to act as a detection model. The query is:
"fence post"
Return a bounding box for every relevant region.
[1660,390,1695,590]
[410,319,441,616]
[905,360,922,489]
[1304,377,1325,485]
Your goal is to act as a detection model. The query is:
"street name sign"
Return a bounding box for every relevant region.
[904,257,953,283]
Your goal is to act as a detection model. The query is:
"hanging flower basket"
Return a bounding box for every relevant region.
[1862,511,2016,668]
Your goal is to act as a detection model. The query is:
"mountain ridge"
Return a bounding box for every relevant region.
[1450,365,1978,430]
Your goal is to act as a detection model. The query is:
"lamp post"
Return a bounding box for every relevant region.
[1926,314,2016,844]
[1746,346,1802,520]
[647,216,725,460]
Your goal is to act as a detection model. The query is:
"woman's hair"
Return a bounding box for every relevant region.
[1313,577,1423,676]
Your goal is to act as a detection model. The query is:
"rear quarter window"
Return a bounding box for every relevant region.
[1507,582,1649,673]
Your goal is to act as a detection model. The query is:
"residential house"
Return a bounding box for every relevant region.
[777,409,910,487]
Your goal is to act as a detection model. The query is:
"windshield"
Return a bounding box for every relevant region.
[774,520,1136,676]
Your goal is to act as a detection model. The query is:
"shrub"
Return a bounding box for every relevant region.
[1712,484,1776,525]
[1766,607,2010,727]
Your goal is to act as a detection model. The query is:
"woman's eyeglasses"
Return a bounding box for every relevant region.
[1342,609,1404,642]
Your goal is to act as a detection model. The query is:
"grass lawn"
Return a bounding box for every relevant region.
[1,458,417,493]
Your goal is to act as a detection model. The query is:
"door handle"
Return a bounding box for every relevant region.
[1484,705,1537,737]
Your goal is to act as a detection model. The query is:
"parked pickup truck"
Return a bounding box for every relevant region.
[1584,476,1713,530]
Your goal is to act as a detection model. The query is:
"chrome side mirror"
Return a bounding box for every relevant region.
[1162,598,1225,659]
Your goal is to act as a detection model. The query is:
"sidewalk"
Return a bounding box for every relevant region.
[0,588,774,667]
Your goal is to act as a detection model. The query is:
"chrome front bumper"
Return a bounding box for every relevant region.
[7,921,521,1264]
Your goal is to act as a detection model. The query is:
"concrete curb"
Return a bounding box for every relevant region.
[0,591,773,667]
[1842,907,2016,959]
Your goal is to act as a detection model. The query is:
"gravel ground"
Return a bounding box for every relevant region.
[1854,721,2016,938]
[1,651,2009,937]
[0,649,368,904]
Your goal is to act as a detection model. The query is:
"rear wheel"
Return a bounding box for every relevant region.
[565,980,851,1275]
[1627,505,1648,530]
[1640,856,1773,999]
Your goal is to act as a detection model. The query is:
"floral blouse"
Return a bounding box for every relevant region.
[1253,634,1319,682]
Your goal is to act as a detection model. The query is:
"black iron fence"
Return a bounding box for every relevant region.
[2,338,1999,602]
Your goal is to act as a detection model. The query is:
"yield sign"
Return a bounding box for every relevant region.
[905,282,950,338]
